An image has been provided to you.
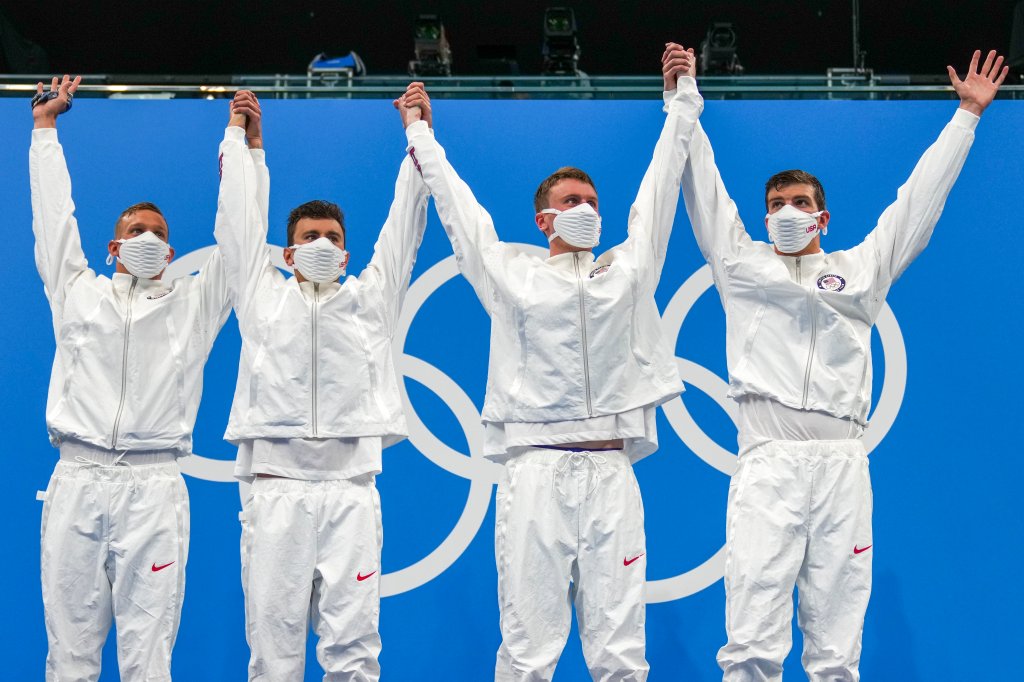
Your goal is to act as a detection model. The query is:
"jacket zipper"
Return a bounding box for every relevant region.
[798,257,818,407]
[311,283,320,436]
[110,276,139,448]
[573,254,593,417]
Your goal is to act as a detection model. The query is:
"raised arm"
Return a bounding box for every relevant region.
[679,73,755,288]
[237,91,272,238]
[397,82,502,312]
[622,43,703,286]
[360,153,431,332]
[29,75,89,326]
[213,90,275,321]
[860,50,1007,291]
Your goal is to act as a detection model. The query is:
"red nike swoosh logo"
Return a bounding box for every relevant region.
[853,545,872,555]
[623,554,645,566]
[356,571,377,582]
[151,561,175,572]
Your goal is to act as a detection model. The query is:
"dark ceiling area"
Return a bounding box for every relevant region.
[2,1,1021,77]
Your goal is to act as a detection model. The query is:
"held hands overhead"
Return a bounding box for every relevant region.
[32,75,81,129]
[394,82,431,129]
[31,48,1010,136]
[662,43,696,91]
[229,90,263,149]
[394,43,694,127]
[949,49,1008,116]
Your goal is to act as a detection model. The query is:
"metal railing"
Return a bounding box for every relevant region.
[2,73,1022,100]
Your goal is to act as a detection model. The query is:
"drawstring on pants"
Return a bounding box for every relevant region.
[74,451,138,493]
[552,451,608,498]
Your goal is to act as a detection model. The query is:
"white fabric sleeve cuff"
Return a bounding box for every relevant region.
[952,107,980,131]
[405,119,431,144]
[224,126,246,143]
[31,127,58,143]
[663,77,699,110]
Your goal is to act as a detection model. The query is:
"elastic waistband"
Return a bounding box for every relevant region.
[250,473,376,492]
[536,445,622,453]
[743,438,867,459]
[60,440,178,466]
[511,447,630,467]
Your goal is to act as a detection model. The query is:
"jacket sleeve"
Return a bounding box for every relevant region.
[360,154,431,333]
[857,107,977,294]
[621,77,704,287]
[29,127,92,328]
[680,116,756,295]
[213,126,277,324]
[404,120,501,313]
[253,147,271,238]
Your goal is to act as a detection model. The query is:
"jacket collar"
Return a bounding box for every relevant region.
[297,278,342,301]
[546,250,596,272]
[112,271,172,294]
[775,249,828,282]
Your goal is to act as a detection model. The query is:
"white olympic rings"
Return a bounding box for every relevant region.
[167,245,907,603]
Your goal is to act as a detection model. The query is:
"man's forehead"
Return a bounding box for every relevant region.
[552,178,598,199]
[767,183,816,199]
[120,210,167,232]
[124,208,165,224]
[295,217,344,233]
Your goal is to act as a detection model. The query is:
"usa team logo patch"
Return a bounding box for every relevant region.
[590,264,610,278]
[816,273,846,292]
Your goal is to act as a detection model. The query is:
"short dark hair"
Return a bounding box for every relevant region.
[286,200,346,246]
[115,201,165,238]
[533,167,597,213]
[764,170,826,211]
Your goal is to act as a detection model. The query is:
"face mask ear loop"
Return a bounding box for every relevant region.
[541,209,560,243]
[106,238,125,266]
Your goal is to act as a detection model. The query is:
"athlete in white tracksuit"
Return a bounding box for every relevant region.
[396,44,700,681]
[678,52,1008,680]
[215,91,430,681]
[30,76,231,681]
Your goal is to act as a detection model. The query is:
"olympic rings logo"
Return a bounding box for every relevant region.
[168,244,907,603]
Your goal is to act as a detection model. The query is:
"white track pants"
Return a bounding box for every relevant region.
[241,475,383,682]
[718,440,873,681]
[494,449,648,682]
[40,457,189,682]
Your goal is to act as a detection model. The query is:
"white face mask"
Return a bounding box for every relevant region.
[290,237,348,284]
[542,202,602,249]
[765,204,826,254]
[106,230,171,279]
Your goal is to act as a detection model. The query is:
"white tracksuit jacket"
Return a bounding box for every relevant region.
[216,127,430,445]
[403,86,702,438]
[683,108,979,425]
[30,127,231,454]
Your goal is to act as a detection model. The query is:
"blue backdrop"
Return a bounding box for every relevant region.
[1,94,1021,680]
